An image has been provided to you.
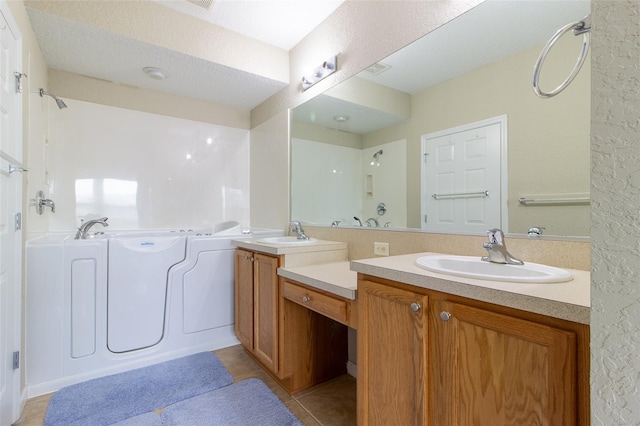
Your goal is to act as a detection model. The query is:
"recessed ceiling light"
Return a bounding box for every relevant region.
[143,67,169,80]
[333,114,350,122]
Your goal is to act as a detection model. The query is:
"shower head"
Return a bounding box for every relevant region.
[370,149,383,166]
[39,88,67,109]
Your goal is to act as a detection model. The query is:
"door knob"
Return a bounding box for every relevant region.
[410,302,421,312]
[440,311,452,321]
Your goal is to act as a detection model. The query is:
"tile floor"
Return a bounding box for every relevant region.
[14,344,357,426]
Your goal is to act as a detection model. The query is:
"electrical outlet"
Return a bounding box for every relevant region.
[374,242,389,256]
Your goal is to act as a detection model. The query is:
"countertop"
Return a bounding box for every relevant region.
[278,261,356,300]
[232,238,347,256]
[351,252,590,324]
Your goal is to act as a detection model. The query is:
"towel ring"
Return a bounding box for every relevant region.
[532,15,591,99]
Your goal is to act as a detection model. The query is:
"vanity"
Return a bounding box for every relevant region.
[351,253,590,426]
[234,233,589,425]
[232,237,356,393]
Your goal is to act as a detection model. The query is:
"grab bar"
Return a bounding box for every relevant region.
[518,196,590,206]
[532,14,591,99]
[432,190,489,200]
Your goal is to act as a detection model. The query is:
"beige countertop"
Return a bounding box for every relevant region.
[350,252,590,324]
[232,238,347,256]
[278,261,357,300]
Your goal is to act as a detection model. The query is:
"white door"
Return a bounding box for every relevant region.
[0,2,22,424]
[421,116,506,234]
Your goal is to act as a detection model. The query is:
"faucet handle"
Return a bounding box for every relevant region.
[486,228,505,244]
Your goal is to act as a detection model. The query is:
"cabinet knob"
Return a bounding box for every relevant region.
[302,295,310,303]
[410,302,421,312]
[440,311,452,321]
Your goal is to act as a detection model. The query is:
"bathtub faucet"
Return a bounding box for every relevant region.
[75,217,109,239]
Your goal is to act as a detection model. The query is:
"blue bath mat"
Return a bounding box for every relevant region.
[161,378,302,425]
[110,411,162,426]
[44,352,233,426]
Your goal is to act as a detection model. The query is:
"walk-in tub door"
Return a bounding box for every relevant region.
[107,236,186,353]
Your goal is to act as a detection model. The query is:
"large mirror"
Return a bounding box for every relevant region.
[291,0,591,238]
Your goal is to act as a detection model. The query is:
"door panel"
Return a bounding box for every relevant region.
[357,280,428,426]
[434,300,577,425]
[0,4,20,424]
[422,117,505,233]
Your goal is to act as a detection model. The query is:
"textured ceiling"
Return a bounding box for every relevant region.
[25,0,345,110]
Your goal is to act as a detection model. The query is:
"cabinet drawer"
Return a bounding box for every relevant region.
[283,281,348,325]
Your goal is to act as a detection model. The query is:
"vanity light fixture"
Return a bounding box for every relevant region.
[301,55,337,91]
[143,67,169,80]
[370,149,383,166]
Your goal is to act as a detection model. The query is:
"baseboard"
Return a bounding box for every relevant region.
[346,360,357,378]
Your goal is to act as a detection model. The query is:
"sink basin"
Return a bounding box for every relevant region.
[256,236,318,245]
[415,255,572,283]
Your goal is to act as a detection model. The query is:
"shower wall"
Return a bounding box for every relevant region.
[291,137,406,227]
[44,99,250,232]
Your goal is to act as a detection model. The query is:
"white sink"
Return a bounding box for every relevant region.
[415,255,572,283]
[256,236,318,245]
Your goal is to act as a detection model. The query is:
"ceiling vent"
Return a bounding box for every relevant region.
[185,0,214,10]
[364,62,392,76]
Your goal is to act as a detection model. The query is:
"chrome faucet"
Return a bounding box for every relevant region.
[527,226,545,238]
[289,221,309,240]
[366,217,379,227]
[75,217,109,239]
[481,228,524,265]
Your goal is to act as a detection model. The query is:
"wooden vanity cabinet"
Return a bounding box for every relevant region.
[357,279,429,426]
[235,249,350,394]
[279,278,350,393]
[234,248,281,373]
[357,276,589,426]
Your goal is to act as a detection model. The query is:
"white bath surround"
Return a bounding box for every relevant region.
[46,100,251,231]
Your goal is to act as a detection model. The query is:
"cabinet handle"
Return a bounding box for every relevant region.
[440,311,452,321]
[302,295,310,303]
[410,302,421,312]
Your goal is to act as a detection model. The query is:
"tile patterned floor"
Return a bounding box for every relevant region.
[14,344,357,426]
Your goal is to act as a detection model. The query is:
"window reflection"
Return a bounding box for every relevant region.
[75,178,138,228]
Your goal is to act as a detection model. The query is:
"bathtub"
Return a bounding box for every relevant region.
[25,224,281,396]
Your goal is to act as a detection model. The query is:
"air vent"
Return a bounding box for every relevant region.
[364,62,392,75]
[186,0,214,10]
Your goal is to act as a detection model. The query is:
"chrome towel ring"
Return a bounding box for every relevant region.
[532,14,591,99]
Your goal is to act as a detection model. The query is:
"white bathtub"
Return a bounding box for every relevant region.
[25,225,281,396]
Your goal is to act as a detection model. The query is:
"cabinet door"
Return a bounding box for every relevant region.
[234,249,254,349]
[432,300,577,425]
[357,280,429,426]
[253,252,280,373]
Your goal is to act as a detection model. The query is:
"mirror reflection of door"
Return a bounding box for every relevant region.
[421,116,506,233]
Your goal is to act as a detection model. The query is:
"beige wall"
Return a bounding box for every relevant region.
[250,109,290,231]
[591,0,640,422]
